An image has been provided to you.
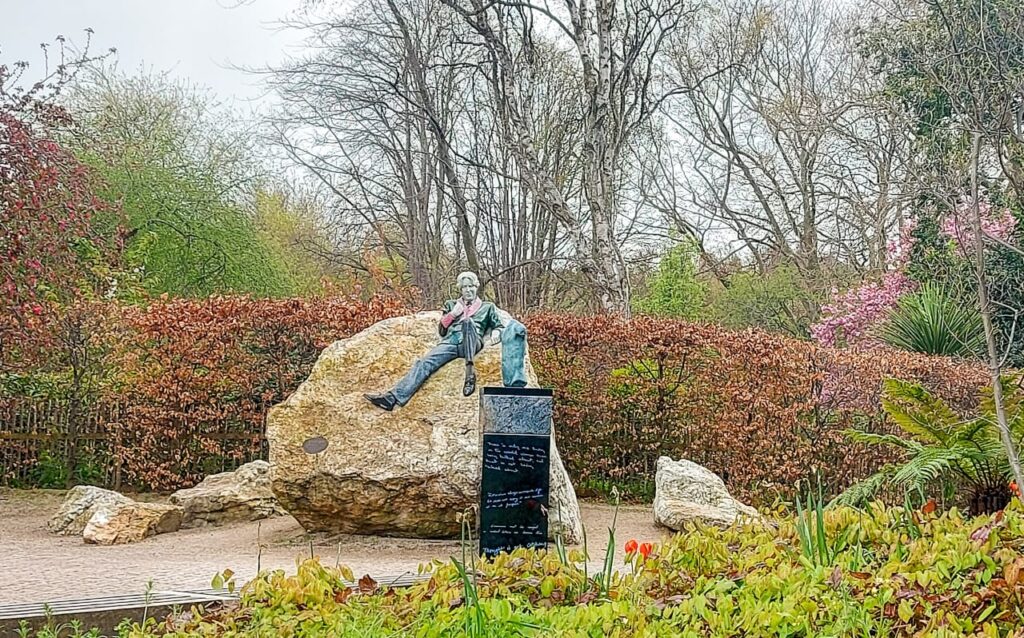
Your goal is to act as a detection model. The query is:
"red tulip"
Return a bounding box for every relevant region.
[624,539,638,554]
[1011,481,1019,493]
[639,542,653,559]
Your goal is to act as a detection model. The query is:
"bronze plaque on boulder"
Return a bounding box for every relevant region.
[302,436,328,455]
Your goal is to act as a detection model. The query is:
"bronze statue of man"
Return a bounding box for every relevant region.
[365,271,504,411]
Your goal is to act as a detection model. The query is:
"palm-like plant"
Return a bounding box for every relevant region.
[835,377,1022,514]
[877,284,984,357]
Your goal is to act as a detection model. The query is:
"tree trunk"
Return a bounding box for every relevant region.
[385,0,481,277]
[578,0,631,315]
[969,131,1024,500]
[65,395,80,489]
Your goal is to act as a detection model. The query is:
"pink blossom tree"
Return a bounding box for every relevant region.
[940,199,1017,256]
[811,220,918,348]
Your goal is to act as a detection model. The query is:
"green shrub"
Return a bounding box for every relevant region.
[836,377,1020,514]
[706,264,817,338]
[632,241,706,320]
[105,501,1024,637]
[878,283,984,356]
[69,70,300,299]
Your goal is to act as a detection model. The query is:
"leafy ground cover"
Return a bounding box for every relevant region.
[35,500,1024,638]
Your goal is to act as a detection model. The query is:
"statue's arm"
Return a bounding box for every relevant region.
[492,305,506,332]
[486,304,506,345]
[438,300,455,337]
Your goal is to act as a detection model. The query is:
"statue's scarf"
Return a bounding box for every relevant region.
[461,298,483,320]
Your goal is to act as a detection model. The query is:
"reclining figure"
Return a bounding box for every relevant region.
[365,271,523,411]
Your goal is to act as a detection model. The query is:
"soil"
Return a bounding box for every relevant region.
[0,489,670,605]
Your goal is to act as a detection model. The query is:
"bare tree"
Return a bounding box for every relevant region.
[665,0,909,300]
[269,0,467,302]
[461,44,581,310]
[440,0,696,314]
[269,0,585,310]
[383,0,481,276]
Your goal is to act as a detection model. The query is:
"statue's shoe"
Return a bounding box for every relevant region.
[364,392,396,411]
[463,365,477,397]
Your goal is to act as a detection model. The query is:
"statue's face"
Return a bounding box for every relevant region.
[460,280,478,302]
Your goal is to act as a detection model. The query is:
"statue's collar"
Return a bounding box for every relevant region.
[463,298,483,319]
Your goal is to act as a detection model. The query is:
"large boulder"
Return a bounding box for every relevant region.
[83,501,183,545]
[653,456,760,530]
[48,485,132,536]
[267,312,583,543]
[169,460,284,527]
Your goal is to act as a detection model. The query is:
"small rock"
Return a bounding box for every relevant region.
[653,456,760,530]
[48,486,132,536]
[83,501,183,545]
[169,460,284,528]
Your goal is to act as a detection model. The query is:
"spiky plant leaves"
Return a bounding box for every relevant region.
[880,378,963,446]
[878,283,984,356]
[889,443,985,490]
[844,429,925,453]
[978,375,1024,438]
[830,466,899,508]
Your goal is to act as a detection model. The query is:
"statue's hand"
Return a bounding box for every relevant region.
[449,300,466,319]
[489,329,503,346]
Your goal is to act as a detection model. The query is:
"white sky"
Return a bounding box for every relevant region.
[2,0,305,111]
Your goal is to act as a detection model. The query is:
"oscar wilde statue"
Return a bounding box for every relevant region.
[365,271,526,411]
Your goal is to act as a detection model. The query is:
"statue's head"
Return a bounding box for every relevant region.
[456,271,479,303]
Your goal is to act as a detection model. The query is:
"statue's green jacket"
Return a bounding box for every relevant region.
[438,300,504,346]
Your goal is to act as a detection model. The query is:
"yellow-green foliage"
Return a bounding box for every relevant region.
[118,502,1024,637]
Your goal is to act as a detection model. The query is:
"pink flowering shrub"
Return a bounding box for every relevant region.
[940,200,1017,256]
[811,220,919,347]
[815,199,1015,350]
[813,199,1018,349]
[811,271,917,347]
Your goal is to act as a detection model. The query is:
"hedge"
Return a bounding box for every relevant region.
[528,314,988,505]
[0,298,992,504]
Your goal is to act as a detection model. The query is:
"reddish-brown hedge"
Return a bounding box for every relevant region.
[107,294,409,489]
[526,314,989,505]
[4,298,992,503]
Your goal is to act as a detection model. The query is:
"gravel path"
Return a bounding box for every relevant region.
[0,489,669,605]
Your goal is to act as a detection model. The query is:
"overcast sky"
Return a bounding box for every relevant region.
[2,0,305,111]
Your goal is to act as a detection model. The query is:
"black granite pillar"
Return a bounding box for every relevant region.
[478,387,553,558]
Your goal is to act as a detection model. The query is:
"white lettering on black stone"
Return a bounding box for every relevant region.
[484,522,543,535]
[483,440,547,473]
[483,486,545,510]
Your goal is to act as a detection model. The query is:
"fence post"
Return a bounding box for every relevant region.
[113,433,122,492]
[112,400,122,491]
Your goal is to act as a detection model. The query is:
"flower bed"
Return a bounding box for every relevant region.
[101,501,1024,637]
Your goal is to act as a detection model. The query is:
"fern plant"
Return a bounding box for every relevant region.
[834,377,1022,514]
[877,283,984,356]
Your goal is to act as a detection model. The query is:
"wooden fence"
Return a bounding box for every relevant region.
[0,398,267,490]
[2,398,905,505]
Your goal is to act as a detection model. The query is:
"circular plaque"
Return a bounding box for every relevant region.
[302,436,328,455]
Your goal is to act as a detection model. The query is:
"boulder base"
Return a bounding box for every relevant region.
[48,486,132,536]
[170,460,284,527]
[83,502,183,545]
[653,456,759,530]
[267,312,583,542]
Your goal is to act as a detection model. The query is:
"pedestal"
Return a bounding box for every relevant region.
[478,387,553,558]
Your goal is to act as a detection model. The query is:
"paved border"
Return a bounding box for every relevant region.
[0,574,429,637]
[0,589,236,636]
